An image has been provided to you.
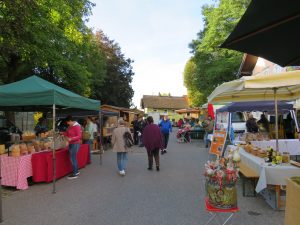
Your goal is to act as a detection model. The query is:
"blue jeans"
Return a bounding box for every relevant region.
[204,132,212,147]
[84,139,93,163]
[117,152,128,171]
[69,144,80,174]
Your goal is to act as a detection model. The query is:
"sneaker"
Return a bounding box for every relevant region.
[147,167,153,170]
[156,166,160,171]
[119,170,125,176]
[67,174,78,179]
[75,171,80,176]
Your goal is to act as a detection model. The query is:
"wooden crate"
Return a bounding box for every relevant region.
[285,178,300,225]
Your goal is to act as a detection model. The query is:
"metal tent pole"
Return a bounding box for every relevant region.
[0,148,2,223]
[274,88,279,152]
[52,104,56,194]
[291,109,299,133]
[99,110,102,165]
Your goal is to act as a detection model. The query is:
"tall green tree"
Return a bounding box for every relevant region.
[91,31,134,108]
[0,0,134,107]
[183,58,205,106]
[0,0,100,95]
[185,0,250,102]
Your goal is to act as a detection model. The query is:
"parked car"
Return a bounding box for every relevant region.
[216,112,247,133]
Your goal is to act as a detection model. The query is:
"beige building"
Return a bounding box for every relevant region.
[140,94,189,121]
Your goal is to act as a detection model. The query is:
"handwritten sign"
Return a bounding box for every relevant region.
[209,131,227,156]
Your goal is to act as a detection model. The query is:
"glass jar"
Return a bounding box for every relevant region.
[282,152,290,163]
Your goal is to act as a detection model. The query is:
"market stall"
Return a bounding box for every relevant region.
[208,71,300,210]
[215,101,299,154]
[0,76,100,194]
[31,144,89,183]
[208,70,300,151]
[240,146,300,209]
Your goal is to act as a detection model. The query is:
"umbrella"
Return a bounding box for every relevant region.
[208,70,300,151]
[207,103,215,120]
[221,0,300,67]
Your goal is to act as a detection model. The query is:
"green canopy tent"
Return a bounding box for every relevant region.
[0,75,99,111]
[0,76,100,194]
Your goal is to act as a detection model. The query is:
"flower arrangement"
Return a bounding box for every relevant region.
[204,149,240,209]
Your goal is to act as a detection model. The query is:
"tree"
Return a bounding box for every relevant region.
[183,58,205,106]
[91,31,134,108]
[185,0,250,102]
[0,1,133,107]
[0,0,101,95]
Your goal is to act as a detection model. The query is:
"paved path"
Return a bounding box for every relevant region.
[2,130,284,225]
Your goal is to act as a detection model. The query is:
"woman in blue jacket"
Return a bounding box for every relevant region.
[159,115,172,154]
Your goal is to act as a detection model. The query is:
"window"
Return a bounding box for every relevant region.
[231,112,245,122]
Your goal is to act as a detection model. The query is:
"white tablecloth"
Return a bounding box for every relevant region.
[239,148,300,193]
[251,139,300,155]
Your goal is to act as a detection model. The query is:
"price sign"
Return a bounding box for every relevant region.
[209,131,227,156]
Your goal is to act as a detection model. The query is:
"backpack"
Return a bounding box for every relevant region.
[123,131,134,148]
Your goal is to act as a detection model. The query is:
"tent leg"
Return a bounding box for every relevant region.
[0,154,3,223]
[274,88,279,152]
[99,111,102,165]
[52,104,56,194]
[291,110,299,132]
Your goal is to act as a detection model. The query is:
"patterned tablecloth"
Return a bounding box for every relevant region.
[0,154,32,190]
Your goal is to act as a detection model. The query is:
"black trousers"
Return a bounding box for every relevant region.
[162,133,169,149]
[147,148,160,168]
[133,130,139,145]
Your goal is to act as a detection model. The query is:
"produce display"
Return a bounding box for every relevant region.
[239,133,270,142]
[22,131,36,141]
[240,143,291,164]
[3,130,66,157]
[242,143,268,158]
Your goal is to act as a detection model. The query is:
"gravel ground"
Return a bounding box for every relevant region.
[1,130,284,225]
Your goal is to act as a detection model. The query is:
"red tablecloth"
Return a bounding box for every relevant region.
[31,144,89,182]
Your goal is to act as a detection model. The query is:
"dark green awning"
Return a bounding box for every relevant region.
[0,75,100,111]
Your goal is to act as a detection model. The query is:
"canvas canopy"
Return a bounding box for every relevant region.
[0,75,100,111]
[217,101,293,113]
[220,0,300,67]
[0,75,101,195]
[208,71,300,103]
[208,70,300,152]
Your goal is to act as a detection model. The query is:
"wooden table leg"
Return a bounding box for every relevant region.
[275,185,281,209]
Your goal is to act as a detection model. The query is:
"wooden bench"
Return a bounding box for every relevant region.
[239,162,259,197]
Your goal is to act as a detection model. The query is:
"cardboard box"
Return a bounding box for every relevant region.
[284,178,300,225]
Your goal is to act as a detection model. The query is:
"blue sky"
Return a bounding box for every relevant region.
[87,0,212,107]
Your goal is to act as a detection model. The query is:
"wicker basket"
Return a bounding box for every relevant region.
[205,179,237,209]
[22,135,36,141]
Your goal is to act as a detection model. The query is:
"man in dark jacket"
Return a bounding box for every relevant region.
[131,115,139,145]
[142,116,163,171]
[246,114,259,133]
